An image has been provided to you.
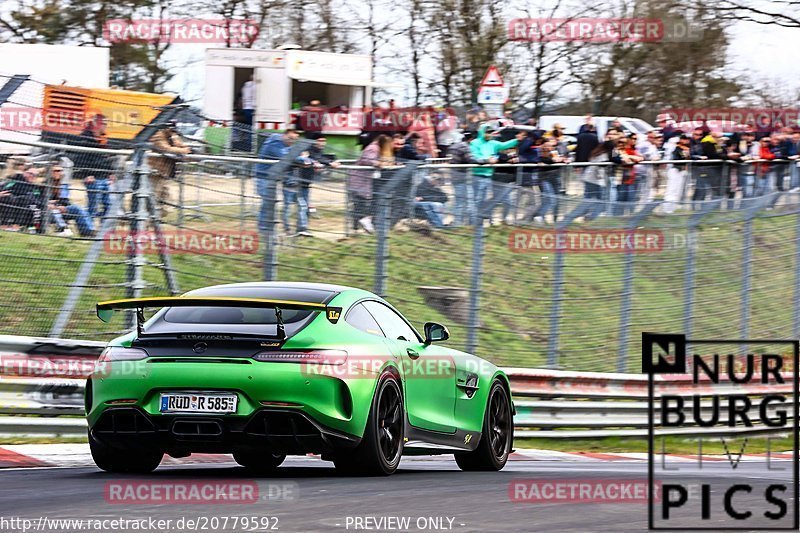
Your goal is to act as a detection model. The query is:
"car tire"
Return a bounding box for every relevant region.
[89,432,163,473]
[233,451,286,473]
[334,373,404,476]
[455,380,513,471]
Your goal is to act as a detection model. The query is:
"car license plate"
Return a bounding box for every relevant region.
[160,393,238,414]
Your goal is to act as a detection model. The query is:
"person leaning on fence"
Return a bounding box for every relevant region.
[406,109,439,158]
[635,130,662,202]
[754,136,776,197]
[255,127,300,233]
[614,136,643,215]
[71,114,117,219]
[788,130,800,190]
[0,156,29,227]
[348,134,395,234]
[516,132,544,220]
[662,134,691,214]
[582,140,621,220]
[480,130,526,224]
[148,121,191,217]
[731,131,759,198]
[469,124,519,224]
[413,171,448,228]
[44,166,95,237]
[691,131,726,205]
[526,137,565,224]
[0,166,44,231]
[299,136,341,226]
[445,131,476,227]
[770,132,790,192]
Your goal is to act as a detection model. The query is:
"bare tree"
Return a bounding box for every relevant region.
[714,0,800,28]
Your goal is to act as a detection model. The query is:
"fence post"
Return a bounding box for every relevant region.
[39,148,55,234]
[466,213,485,355]
[740,216,753,341]
[240,165,246,233]
[794,209,800,339]
[373,186,390,298]
[545,203,592,368]
[372,162,419,298]
[617,203,658,372]
[122,156,151,329]
[681,205,716,337]
[49,147,137,337]
[261,140,313,281]
[177,161,185,228]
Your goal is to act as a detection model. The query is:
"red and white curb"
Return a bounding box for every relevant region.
[0,445,793,469]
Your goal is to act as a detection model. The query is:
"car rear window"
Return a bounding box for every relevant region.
[158,286,336,325]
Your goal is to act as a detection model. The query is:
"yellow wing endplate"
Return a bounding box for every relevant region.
[96,296,333,324]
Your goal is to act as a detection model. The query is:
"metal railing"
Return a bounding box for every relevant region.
[0,335,792,439]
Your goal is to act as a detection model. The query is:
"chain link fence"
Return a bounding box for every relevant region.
[1,76,800,370]
[3,137,800,372]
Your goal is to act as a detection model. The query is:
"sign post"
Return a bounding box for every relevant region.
[477,65,509,118]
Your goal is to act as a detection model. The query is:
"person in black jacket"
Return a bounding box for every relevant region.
[575,124,599,163]
[0,167,45,229]
[413,172,448,228]
[70,114,117,218]
[446,131,475,227]
[692,130,726,203]
[397,133,428,162]
[298,137,341,228]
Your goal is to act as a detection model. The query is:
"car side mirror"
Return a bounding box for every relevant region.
[423,322,449,344]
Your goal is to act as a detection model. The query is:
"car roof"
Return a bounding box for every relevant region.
[185,281,357,293]
[182,282,375,305]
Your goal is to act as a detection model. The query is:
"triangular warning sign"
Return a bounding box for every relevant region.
[480,66,504,87]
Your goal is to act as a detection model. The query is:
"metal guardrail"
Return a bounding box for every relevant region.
[0,336,792,439]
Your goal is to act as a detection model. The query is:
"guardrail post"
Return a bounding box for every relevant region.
[617,203,659,372]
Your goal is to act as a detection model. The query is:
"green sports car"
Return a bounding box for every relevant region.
[88,282,514,475]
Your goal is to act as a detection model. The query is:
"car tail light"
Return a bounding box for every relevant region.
[98,347,149,362]
[252,350,347,365]
[106,399,138,405]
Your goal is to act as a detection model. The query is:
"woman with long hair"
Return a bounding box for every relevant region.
[348,135,395,233]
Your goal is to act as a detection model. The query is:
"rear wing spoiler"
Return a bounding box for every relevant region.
[96,297,343,338]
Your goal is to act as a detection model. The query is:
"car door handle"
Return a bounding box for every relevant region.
[406,348,420,359]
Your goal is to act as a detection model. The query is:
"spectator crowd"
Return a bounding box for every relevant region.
[3,107,800,238]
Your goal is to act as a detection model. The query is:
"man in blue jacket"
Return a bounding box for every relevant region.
[255,128,311,233]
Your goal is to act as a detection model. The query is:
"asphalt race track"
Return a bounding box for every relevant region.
[0,454,793,532]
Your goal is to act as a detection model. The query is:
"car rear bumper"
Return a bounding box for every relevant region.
[89,406,361,456]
